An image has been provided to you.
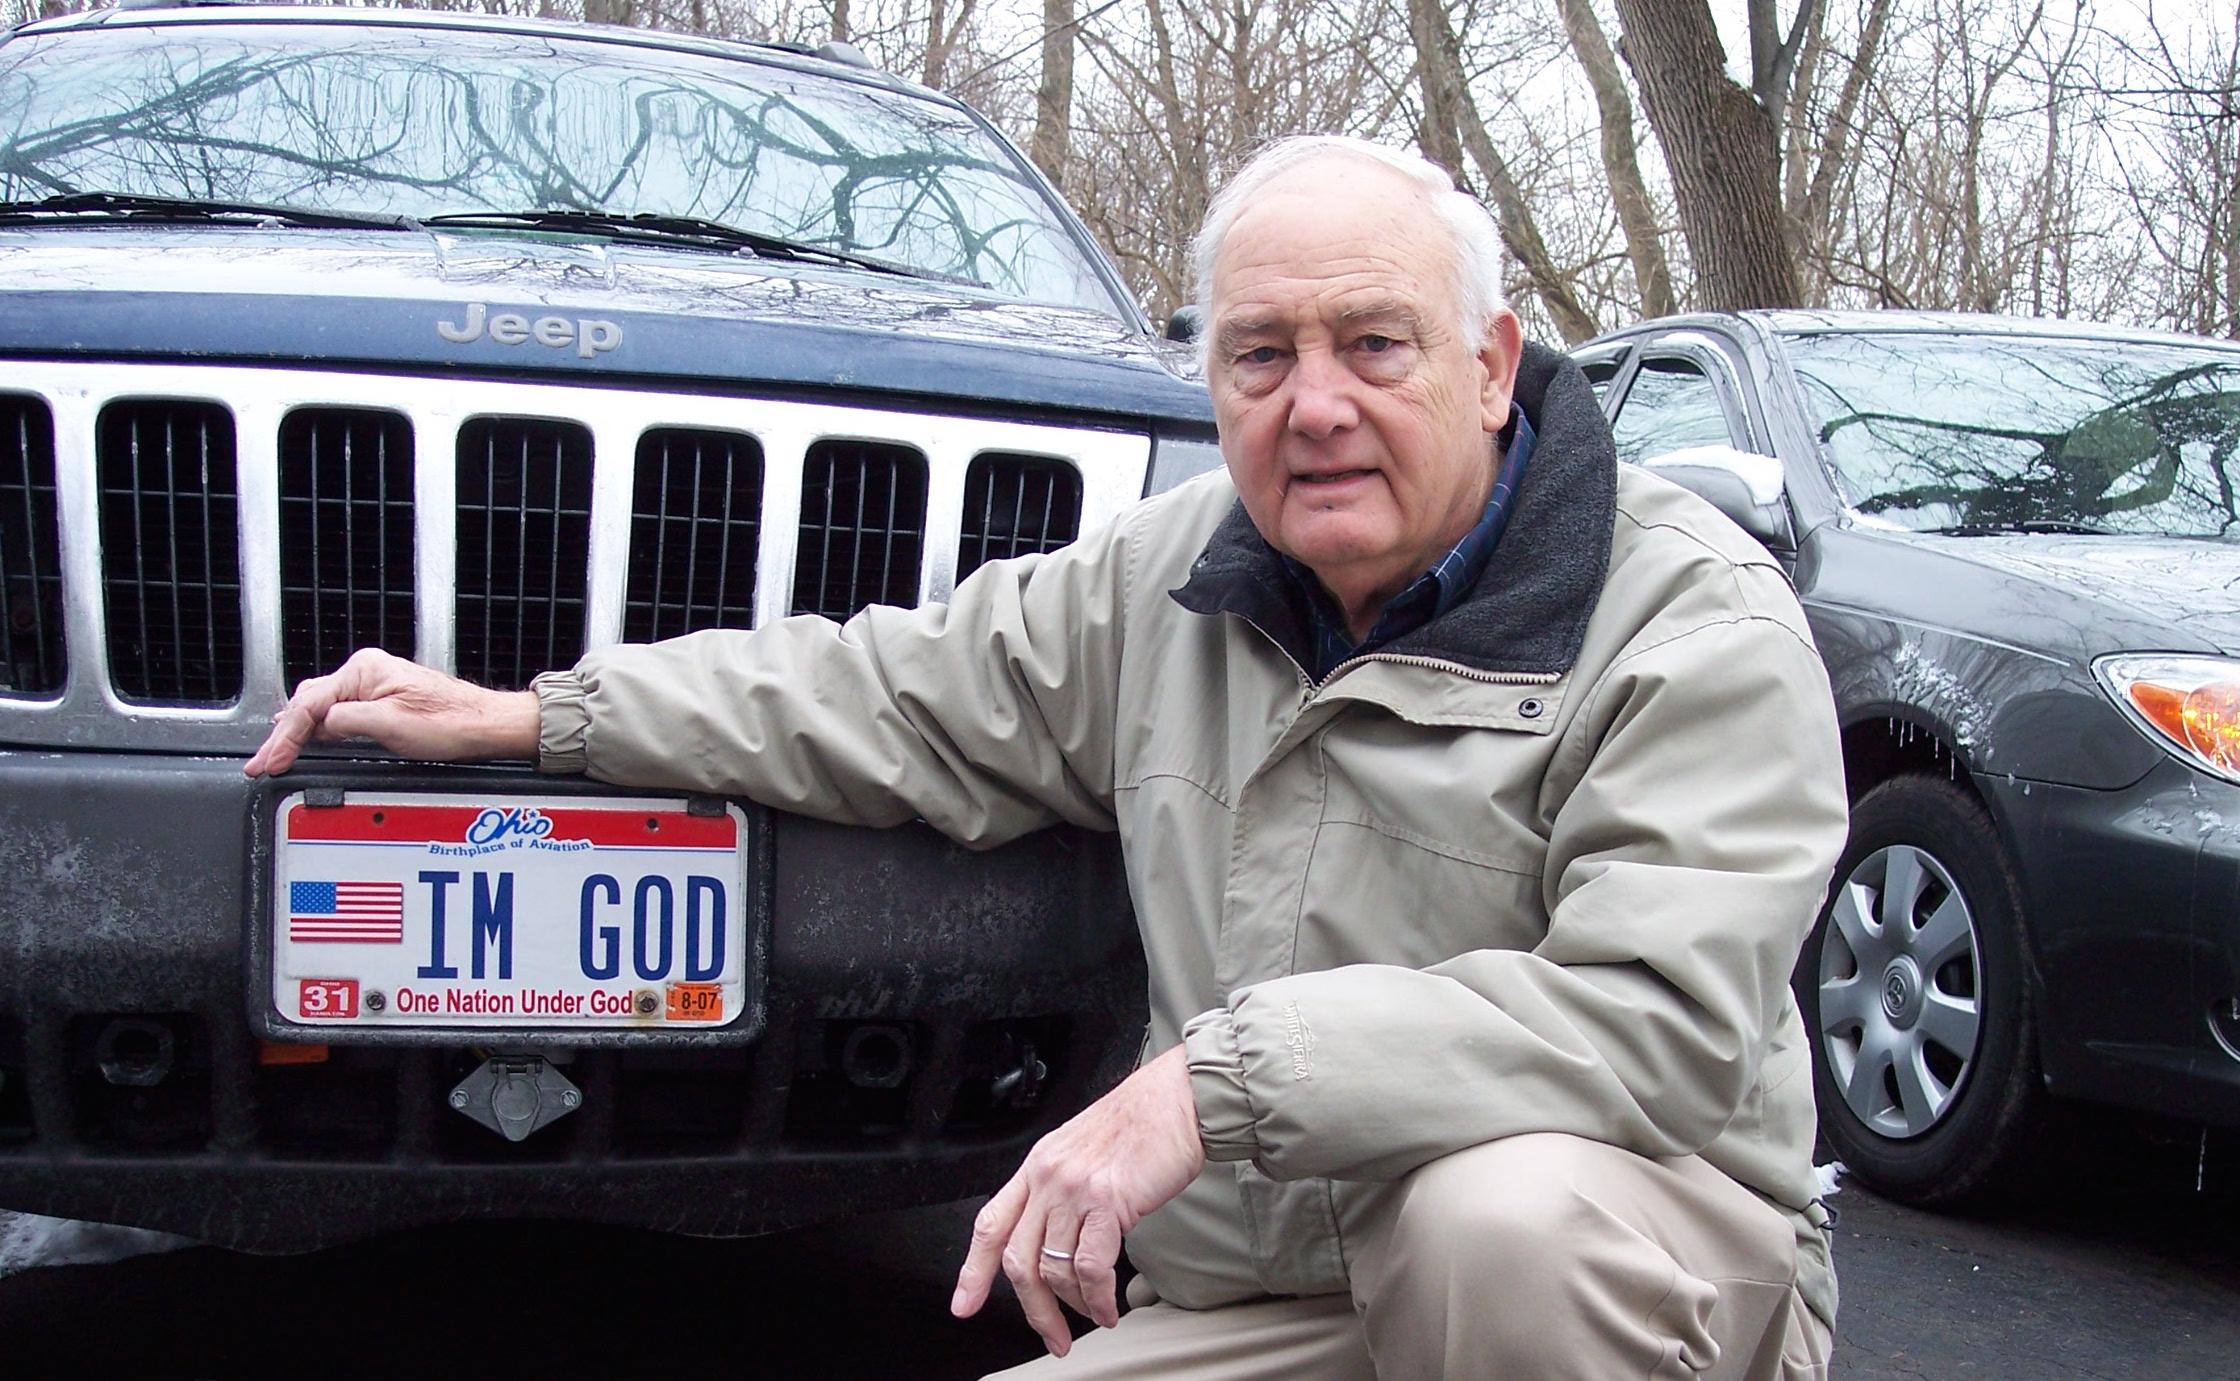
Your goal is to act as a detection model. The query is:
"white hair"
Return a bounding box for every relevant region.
[1189,135,1508,363]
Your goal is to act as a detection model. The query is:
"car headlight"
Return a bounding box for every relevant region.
[1145,432,1224,497]
[2095,653,2240,785]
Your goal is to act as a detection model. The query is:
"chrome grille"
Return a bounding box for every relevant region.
[97,400,244,703]
[0,362,1150,753]
[0,396,64,696]
[623,428,763,642]
[791,441,927,620]
[959,454,1084,582]
[277,408,416,688]
[455,418,594,691]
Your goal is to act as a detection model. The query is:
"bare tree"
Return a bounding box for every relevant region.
[921,0,982,86]
[5,0,2233,343]
[1789,0,2132,317]
[1412,0,1602,340]
[1554,0,1676,316]
[1031,0,1075,184]
[1783,0,1893,299]
[1612,0,1813,308]
[1065,0,1397,317]
[2106,4,2240,336]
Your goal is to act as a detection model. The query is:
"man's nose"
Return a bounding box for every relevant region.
[1285,350,1359,438]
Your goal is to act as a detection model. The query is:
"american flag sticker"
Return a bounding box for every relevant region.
[289,880,406,944]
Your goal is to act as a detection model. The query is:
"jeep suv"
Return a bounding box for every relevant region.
[0,4,1219,1249]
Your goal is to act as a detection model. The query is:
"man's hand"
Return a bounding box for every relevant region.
[243,648,541,777]
[951,1044,1205,1357]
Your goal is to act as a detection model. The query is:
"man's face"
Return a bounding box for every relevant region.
[1206,159,1522,625]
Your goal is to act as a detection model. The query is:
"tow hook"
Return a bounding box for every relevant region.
[988,1040,1048,1109]
[448,1056,582,1142]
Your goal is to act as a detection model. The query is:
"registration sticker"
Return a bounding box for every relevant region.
[272,793,749,1030]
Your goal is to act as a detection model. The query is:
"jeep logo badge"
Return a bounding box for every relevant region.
[437,303,621,359]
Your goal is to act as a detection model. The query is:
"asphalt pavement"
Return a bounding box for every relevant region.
[1829,1130,2240,1379]
[3,1139,2237,1378]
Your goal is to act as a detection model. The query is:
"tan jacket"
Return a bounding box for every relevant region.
[534,347,1850,1325]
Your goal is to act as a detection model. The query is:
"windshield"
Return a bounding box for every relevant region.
[0,20,1122,313]
[1787,330,2240,539]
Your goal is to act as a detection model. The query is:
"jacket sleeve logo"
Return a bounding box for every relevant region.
[1281,1000,1317,1080]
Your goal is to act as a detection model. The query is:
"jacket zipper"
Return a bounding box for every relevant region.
[1313,653,1562,694]
[1232,618,1563,699]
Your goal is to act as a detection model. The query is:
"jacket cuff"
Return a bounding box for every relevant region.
[1182,1007,1261,1163]
[531,669,591,776]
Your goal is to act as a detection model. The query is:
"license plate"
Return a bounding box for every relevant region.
[272,792,749,1030]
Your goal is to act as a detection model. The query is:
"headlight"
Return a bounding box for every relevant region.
[2095,653,2240,785]
[1145,432,1224,497]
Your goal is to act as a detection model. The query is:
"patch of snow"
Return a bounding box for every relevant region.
[0,1212,195,1279]
[1709,0,1755,87]
[1891,643,1992,752]
[1813,1161,1846,1197]
[1847,509,1912,530]
[1642,446,1787,505]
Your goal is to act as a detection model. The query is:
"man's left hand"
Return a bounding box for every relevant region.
[950,1044,1205,1356]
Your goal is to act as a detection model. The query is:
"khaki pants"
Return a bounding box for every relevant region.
[986,1133,1832,1381]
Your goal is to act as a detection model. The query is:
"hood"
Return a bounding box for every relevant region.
[1837,527,2240,658]
[0,226,1215,428]
[1940,533,2240,654]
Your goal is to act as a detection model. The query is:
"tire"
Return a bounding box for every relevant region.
[1797,773,2050,1207]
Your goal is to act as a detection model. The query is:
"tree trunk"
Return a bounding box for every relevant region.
[1406,0,1468,174]
[1801,0,1890,238]
[927,0,951,86]
[1409,0,1600,342]
[1614,0,1802,309]
[1780,0,1824,223]
[1746,0,1818,146]
[2032,62,2065,315]
[831,0,851,45]
[2224,98,2240,338]
[1555,0,1676,317]
[1032,0,1076,188]
[1146,0,1209,307]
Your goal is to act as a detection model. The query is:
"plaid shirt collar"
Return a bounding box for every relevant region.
[1282,404,1539,680]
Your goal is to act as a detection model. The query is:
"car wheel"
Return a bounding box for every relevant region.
[1799,773,2048,1206]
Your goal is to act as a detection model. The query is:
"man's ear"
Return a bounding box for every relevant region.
[1477,309,1525,433]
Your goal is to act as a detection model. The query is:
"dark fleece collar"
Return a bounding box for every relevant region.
[1169,341,1617,678]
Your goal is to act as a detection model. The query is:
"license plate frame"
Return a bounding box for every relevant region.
[249,784,767,1047]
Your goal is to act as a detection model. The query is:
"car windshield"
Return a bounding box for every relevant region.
[0,20,1121,313]
[1786,330,2240,539]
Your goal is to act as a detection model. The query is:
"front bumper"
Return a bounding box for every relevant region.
[0,751,1146,1250]
[1986,757,2240,1124]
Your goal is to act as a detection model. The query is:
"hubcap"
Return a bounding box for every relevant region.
[1881,956,1924,1026]
[1817,844,1983,1140]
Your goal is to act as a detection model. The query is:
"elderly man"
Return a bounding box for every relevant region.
[248,135,1848,1378]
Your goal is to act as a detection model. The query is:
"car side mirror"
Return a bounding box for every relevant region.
[1164,304,1203,344]
[1641,445,1795,550]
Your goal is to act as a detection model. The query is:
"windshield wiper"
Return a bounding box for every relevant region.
[0,192,420,231]
[421,209,964,283]
[1929,520,2114,536]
